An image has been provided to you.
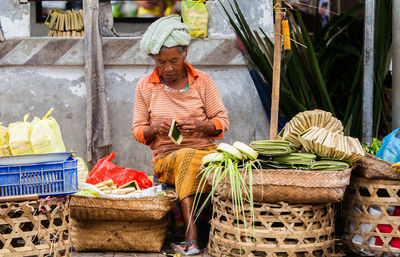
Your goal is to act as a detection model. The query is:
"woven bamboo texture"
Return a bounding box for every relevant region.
[207,196,336,257]
[354,154,400,180]
[71,216,168,252]
[0,196,71,257]
[213,168,352,203]
[344,177,400,256]
[70,190,177,221]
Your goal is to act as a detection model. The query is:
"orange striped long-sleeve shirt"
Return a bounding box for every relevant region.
[132,63,229,161]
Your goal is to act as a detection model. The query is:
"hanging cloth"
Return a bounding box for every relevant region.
[83,0,112,168]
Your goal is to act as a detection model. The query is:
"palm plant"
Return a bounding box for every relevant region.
[220,0,392,139]
[372,0,392,136]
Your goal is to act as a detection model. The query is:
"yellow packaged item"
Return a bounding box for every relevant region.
[77,156,89,183]
[0,124,10,156]
[8,114,34,155]
[30,108,66,154]
[392,162,400,172]
[137,5,161,17]
[75,189,99,197]
[282,20,291,50]
[181,0,209,38]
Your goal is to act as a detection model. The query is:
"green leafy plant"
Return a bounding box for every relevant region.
[220,0,392,139]
[192,142,259,243]
[362,138,382,155]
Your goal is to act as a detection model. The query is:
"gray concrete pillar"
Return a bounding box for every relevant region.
[0,0,30,38]
[393,0,400,129]
[362,0,375,143]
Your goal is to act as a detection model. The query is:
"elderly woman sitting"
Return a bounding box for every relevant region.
[132,15,229,255]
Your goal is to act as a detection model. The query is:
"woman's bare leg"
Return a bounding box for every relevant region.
[180,195,198,251]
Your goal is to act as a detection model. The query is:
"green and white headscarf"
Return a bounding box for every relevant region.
[140,15,191,55]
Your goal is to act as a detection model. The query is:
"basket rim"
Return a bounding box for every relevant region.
[216,168,352,188]
[70,191,178,211]
[215,196,333,209]
[250,167,352,173]
[70,190,177,202]
[362,153,393,166]
[351,176,400,185]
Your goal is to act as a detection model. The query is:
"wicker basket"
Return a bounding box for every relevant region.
[0,196,71,256]
[213,168,352,203]
[353,154,400,180]
[207,195,335,257]
[344,177,400,256]
[70,190,177,221]
[71,217,168,252]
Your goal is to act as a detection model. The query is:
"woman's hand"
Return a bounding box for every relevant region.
[143,119,172,143]
[177,119,200,136]
[152,120,172,136]
[178,119,221,137]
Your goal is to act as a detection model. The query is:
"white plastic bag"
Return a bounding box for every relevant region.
[8,114,34,155]
[30,108,66,154]
[0,123,10,156]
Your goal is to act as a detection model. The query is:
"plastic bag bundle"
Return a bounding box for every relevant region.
[8,114,34,155]
[181,0,209,38]
[0,123,10,156]
[30,108,66,154]
[30,116,53,154]
[376,128,400,164]
[47,117,66,152]
[86,152,153,190]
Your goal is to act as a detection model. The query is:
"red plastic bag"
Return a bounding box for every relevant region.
[86,152,152,189]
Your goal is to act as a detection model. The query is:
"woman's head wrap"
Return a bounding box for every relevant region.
[140,15,191,55]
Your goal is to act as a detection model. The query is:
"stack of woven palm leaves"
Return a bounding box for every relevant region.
[272,109,365,167]
[45,8,84,37]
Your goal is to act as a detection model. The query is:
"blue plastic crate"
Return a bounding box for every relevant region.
[0,157,78,197]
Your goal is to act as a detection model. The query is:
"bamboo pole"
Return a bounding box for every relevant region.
[270,0,283,140]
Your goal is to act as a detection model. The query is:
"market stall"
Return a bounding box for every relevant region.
[0,109,179,255]
[194,109,363,256]
[0,0,398,256]
[0,109,76,256]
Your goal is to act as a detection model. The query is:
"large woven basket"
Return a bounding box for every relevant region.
[344,177,400,256]
[212,168,352,203]
[354,154,400,180]
[70,191,177,221]
[208,196,336,256]
[0,196,71,256]
[71,217,168,252]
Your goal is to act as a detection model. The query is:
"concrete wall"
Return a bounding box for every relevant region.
[0,0,30,38]
[0,0,273,174]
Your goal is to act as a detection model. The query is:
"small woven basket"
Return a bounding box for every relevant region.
[354,154,400,180]
[212,168,351,203]
[0,196,71,256]
[71,217,168,252]
[70,190,177,221]
[344,176,400,256]
[207,195,336,257]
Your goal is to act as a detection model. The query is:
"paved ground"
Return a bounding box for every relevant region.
[72,241,212,257]
[72,251,212,257]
